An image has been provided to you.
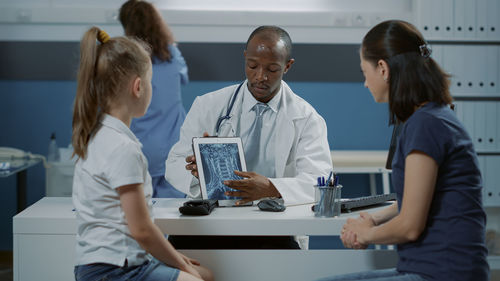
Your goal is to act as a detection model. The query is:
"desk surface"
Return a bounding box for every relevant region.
[14,197,388,236]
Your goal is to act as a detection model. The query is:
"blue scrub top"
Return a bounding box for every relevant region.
[131,44,188,177]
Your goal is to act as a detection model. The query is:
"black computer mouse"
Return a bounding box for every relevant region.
[257,199,286,212]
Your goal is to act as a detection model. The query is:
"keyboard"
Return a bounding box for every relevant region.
[341,193,397,212]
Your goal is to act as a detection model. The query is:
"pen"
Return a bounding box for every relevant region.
[326,171,333,186]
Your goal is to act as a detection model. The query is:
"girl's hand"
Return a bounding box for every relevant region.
[179,252,200,266]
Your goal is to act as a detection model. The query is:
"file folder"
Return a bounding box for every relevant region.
[485,46,498,95]
[497,103,500,151]
[442,0,454,38]
[485,102,496,152]
[476,0,488,39]
[486,0,499,39]
[418,0,433,38]
[431,0,444,38]
[454,0,466,38]
[464,0,477,38]
[473,102,486,152]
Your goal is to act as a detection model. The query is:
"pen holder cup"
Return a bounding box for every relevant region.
[314,185,342,217]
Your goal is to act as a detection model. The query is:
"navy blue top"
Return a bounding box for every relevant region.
[131,44,188,177]
[391,102,489,281]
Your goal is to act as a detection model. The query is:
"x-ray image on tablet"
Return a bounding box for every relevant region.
[192,137,249,206]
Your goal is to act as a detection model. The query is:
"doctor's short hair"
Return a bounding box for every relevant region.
[246,25,292,61]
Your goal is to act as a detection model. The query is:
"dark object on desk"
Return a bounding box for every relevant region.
[168,235,300,249]
[311,193,397,213]
[257,199,286,212]
[341,193,397,212]
[179,199,218,216]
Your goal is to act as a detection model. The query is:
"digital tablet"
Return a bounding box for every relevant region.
[192,137,251,207]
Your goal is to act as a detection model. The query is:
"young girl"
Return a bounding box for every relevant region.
[318,20,489,281]
[72,27,213,281]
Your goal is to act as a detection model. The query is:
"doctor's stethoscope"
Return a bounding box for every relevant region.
[215,82,244,135]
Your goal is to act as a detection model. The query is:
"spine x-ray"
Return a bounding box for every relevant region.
[199,143,243,199]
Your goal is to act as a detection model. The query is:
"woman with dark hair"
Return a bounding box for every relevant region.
[119,0,189,198]
[318,20,489,281]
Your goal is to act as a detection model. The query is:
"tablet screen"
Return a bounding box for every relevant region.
[193,137,247,200]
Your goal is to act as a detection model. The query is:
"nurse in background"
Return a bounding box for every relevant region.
[318,20,489,281]
[119,0,188,198]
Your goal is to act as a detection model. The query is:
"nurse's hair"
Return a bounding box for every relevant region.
[119,0,174,62]
[246,25,292,61]
[361,20,452,123]
[72,27,150,159]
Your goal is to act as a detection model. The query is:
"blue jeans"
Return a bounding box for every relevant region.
[74,258,179,281]
[316,268,427,281]
[152,176,186,198]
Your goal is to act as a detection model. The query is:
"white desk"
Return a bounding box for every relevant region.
[14,197,398,281]
[331,150,391,195]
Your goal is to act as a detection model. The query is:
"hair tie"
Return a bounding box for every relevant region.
[419,44,432,58]
[97,29,110,44]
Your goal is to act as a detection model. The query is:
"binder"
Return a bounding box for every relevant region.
[464,0,477,38]
[443,45,457,94]
[473,102,486,152]
[486,0,499,39]
[485,46,498,96]
[431,0,444,38]
[432,45,443,68]
[476,0,488,39]
[442,0,454,38]
[418,0,433,38]
[466,45,480,95]
[484,156,500,206]
[454,101,464,123]
[497,102,500,151]
[498,46,500,96]
[462,101,475,139]
[454,45,467,96]
[454,0,466,38]
[476,155,489,206]
[485,102,497,152]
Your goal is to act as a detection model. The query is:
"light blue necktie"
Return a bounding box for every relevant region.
[244,103,269,172]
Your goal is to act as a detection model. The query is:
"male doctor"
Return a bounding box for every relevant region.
[166,26,332,249]
[166,25,332,208]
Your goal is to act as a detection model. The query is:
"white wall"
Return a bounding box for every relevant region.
[0,0,413,43]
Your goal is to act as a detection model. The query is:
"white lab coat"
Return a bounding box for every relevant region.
[165,80,332,205]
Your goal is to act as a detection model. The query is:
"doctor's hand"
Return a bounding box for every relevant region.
[223,170,281,205]
[185,132,210,178]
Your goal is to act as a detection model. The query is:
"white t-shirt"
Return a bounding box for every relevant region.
[72,114,153,267]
